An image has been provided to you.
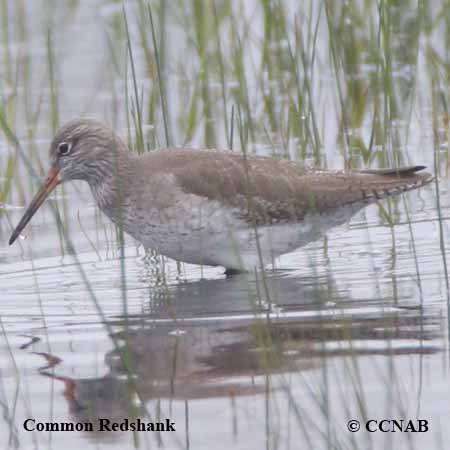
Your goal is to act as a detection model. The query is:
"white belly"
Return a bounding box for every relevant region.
[100,186,362,271]
[161,220,322,270]
[122,200,358,271]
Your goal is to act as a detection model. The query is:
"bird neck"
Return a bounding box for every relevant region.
[88,147,137,221]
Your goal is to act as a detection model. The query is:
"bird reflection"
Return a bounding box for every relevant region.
[35,271,441,439]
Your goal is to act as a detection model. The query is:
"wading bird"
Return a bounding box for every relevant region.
[9,119,432,273]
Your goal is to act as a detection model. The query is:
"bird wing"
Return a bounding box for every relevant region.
[147,149,433,225]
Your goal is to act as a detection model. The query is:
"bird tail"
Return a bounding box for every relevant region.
[358,165,433,201]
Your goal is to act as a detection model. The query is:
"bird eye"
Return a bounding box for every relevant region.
[58,142,72,156]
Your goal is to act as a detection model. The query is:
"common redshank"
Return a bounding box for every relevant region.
[9,119,433,272]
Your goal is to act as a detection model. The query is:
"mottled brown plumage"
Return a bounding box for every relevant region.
[142,149,430,225]
[9,119,433,271]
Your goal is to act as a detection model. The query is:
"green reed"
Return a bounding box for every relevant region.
[148,3,171,147]
[123,6,145,153]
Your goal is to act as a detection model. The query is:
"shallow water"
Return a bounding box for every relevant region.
[1,1,450,449]
[2,186,448,450]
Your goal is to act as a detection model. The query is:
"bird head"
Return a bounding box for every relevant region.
[9,119,122,245]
